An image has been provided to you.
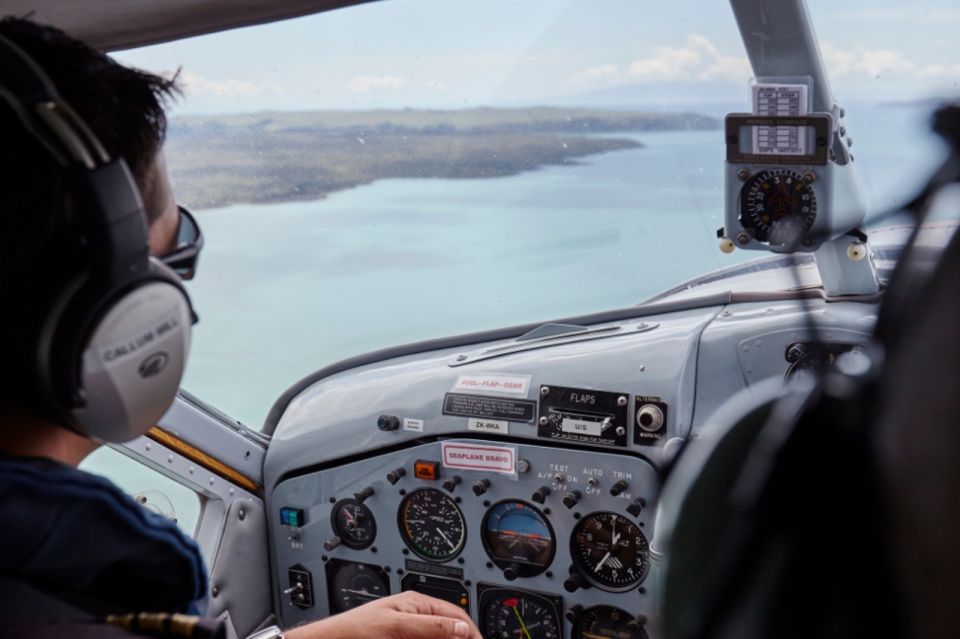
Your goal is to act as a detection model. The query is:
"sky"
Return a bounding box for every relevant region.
[112,0,960,115]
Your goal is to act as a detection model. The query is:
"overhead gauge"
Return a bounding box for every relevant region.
[571,511,650,591]
[482,500,555,579]
[398,488,466,562]
[325,559,390,613]
[331,497,376,549]
[739,168,817,246]
[478,585,563,639]
[572,605,648,639]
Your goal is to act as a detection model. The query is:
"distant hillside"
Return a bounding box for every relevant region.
[165,107,719,209]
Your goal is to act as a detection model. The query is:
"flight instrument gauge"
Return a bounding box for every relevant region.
[482,500,555,578]
[478,585,563,639]
[398,488,466,562]
[572,605,648,639]
[739,169,817,246]
[571,511,650,591]
[326,559,390,613]
[331,498,377,549]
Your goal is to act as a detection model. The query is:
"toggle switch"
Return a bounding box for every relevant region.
[472,479,491,496]
[442,475,462,492]
[562,490,581,509]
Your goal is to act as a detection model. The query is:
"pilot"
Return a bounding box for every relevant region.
[0,17,481,639]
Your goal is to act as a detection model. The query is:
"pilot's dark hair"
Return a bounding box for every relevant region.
[0,17,178,406]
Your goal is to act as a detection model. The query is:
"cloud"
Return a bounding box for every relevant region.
[578,34,960,88]
[423,80,448,91]
[820,42,960,80]
[179,71,283,97]
[345,75,408,92]
[578,34,750,84]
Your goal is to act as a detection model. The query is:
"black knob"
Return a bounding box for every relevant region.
[472,479,491,496]
[323,536,342,551]
[609,479,629,497]
[377,415,400,431]
[627,615,648,631]
[354,486,375,503]
[565,605,583,624]
[532,486,551,504]
[386,468,406,485]
[563,571,588,593]
[442,475,462,492]
[503,563,521,581]
[626,498,646,517]
[562,490,581,509]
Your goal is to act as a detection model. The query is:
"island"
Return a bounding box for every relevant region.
[165,107,719,209]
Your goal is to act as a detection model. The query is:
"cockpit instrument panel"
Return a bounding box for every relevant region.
[271,439,658,635]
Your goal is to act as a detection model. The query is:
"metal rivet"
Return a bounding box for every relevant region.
[639,364,646,372]
[617,396,628,407]
[212,586,220,597]
[539,416,549,426]
[540,386,550,396]
[456,354,467,362]
[189,466,195,474]
[737,168,750,181]
[145,443,151,451]
[736,232,750,245]
[167,455,174,463]
[238,508,246,521]
[209,477,215,486]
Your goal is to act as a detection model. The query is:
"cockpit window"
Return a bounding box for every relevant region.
[112,0,958,427]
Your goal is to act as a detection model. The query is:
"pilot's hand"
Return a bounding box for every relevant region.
[283,591,482,639]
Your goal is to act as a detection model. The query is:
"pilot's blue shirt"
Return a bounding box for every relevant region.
[0,453,208,619]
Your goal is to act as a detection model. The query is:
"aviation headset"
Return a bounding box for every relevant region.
[0,34,194,442]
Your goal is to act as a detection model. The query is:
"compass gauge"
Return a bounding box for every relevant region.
[740,169,817,247]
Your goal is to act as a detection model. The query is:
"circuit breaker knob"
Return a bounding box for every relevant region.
[626,498,647,517]
[532,486,551,504]
[386,468,406,485]
[354,486,375,503]
[323,536,342,551]
[563,571,589,593]
[472,479,491,496]
[609,480,629,497]
[636,404,665,432]
[503,563,521,582]
[562,490,582,509]
[565,605,583,624]
[442,475,462,492]
[377,415,401,431]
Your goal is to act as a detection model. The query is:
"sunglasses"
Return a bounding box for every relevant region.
[159,205,203,281]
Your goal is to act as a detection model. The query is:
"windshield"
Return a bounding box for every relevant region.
[113,0,958,427]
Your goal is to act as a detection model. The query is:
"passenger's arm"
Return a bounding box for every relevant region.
[283,591,481,639]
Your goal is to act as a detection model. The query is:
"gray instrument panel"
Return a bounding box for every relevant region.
[265,298,878,637]
[272,439,658,634]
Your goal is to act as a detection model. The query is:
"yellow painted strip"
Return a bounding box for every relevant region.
[147,426,260,492]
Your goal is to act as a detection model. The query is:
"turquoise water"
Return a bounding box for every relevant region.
[179,104,946,428]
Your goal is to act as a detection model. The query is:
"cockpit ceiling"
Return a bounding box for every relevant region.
[0,0,378,50]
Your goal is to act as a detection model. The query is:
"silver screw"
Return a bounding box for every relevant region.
[617,396,628,407]
[615,426,626,437]
[516,459,531,473]
[736,232,751,245]
[737,169,750,181]
[540,386,550,396]
[802,171,816,183]
[539,416,549,426]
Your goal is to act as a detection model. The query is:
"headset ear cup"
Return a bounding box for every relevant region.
[69,260,193,442]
